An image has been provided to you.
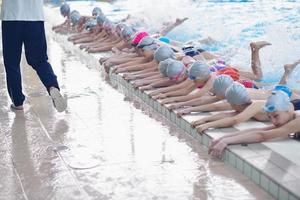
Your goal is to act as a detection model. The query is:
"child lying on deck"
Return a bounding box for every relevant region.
[101,31,149,71]
[67,7,104,41]
[152,41,271,105]
[52,4,71,33]
[176,59,300,116]
[189,80,300,133]
[208,91,300,157]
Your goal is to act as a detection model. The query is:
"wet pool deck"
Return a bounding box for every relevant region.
[42,6,300,200]
[0,5,298,200]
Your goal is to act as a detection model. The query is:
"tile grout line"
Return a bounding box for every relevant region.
[28,102,92,199]
[2,127,30,200]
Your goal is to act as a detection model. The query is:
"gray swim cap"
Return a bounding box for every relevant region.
[166,60,186,80]
[121,26,135,40]
[96,15,107,25]
[137,36,158,50]
[225,82,251,106]
[103,20,115,31]
[92,7,103,16]
[213,75,234,97]
[85,19,97,30]
[187,61,211,81]
[116,23,127,31]
[60,4,70,16]
[158,58,174,76]
[70,10,81,25]
[264,90,290,113]
[154,46,175,62]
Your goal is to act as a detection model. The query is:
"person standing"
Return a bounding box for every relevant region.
[1,0,67,112]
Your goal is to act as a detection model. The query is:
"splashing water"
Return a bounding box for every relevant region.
[62,0,300,88]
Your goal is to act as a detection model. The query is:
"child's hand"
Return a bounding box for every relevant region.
[177,108,191,117]
[196,124,209,133]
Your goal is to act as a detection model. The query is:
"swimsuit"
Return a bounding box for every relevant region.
[291,99,300,111]
[216,67,240,81]
[182,46,205,57]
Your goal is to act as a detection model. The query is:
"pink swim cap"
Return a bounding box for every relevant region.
[131,31,149,46]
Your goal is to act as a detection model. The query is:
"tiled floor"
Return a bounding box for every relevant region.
[0,15,274,199]
[43,5,300,200]
[0,4,297,200]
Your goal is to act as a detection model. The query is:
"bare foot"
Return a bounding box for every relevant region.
[284,60,300,74]
[104,64,111,74]
[199,37,215,45]
[175,17,188,24]
[250,41,271,51]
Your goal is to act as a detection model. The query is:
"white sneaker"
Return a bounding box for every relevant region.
[10,104,24,111]
[49,88,67,113]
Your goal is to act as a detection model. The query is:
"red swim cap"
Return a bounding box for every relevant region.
[131,31,149,46]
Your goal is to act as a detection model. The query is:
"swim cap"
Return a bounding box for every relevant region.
[96,15,107,25]
[70,10,81,25]
[213,74,234,97]
[274,85,292,98]
[103,20,115,31]
[60,4,70,16]
[137,36,158,51]
[158,58,174,76]
[131,31,149,46]
[121,26,135,40]
[153,46,175,62]
[85,19,97,30]
[264,90,290,113]
[166,60,186,80]
[116,23,127,32]
[92,7,103,17]
[187,61,211,81]
[159,37,170,44]
[225,82,251,105]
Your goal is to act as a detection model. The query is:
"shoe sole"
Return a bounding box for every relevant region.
[10,104,24,111]
[50,88,67,113]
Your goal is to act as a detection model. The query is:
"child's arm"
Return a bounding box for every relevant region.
[157,84,195,99]
[161,82,212,104]
[169,96,219,110]
[192,111,237,127]
[150,79,190,96]
[178,101,232,116]
[195,102,263,132]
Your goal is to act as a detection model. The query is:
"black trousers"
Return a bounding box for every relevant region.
[2,21,59,106]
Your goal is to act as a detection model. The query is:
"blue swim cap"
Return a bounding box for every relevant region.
[60,4,70,16]
[273,85,292,98]
[159,37,170,44]
[264,90,290,113]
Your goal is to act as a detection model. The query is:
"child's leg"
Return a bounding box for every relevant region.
[238,41,271,81]
[279,60,300,85]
